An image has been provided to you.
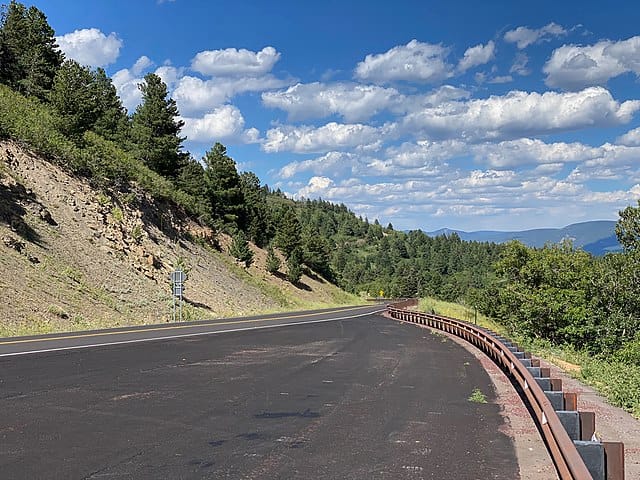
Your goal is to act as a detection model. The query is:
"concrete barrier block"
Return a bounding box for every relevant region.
[557,410,580,440]
[535,377,551,390]
[544,391,564,410]
[527,366,542,377]
[574,440,605,480]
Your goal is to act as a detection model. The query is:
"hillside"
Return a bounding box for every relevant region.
[0,141,356,337]
[427,221,621,255]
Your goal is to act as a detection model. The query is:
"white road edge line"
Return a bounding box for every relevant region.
[0,309,385,357]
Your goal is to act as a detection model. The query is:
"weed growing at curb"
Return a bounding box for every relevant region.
[468,388,488,403]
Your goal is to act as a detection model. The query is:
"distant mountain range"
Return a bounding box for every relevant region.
[425,221,621,256]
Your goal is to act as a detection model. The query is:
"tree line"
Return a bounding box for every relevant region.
[479,202,640,363]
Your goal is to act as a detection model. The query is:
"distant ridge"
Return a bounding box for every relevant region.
[425,221,621,256]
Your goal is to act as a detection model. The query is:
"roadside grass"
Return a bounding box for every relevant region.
[418,297,506,334]
[210,243,363,312]
[418,296,640,419]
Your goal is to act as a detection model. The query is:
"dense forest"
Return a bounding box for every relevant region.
[2,1,640,371]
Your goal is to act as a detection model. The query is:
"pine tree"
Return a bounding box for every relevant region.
[176,157,210,221]
[303,229,331,277]
[286,248,303,284]
[265,245,281,274]
[275,206,302,259]
[203,142,244,229]
[91,67,129,142]
[130,73,186,178]
[0,1,63,99]
[229,230,253,268]
[240,171,272,247]
[49,60,98,140]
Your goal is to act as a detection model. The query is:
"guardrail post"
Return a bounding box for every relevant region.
[603,442,625,480]
[580,411,596,441]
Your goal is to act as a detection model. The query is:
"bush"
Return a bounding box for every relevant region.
[581,358,640,417]
[0,84,83,169]
[614,337,640,366]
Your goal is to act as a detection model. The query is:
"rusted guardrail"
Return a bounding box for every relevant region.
[387,302,625,480]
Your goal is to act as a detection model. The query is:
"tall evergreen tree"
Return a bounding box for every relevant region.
[203,142,244,229]
[91,67,129,142]
[176,157,210,221]
[302,229,332,278]
[0,1,63,99]
[49,60,97,140]
[130,73,186,178]
[275,206,302,259]
[240,171,272,247]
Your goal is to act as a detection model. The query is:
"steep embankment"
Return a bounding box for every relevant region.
[0,141,355,336]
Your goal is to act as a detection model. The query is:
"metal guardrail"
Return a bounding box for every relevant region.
[387,301,625,480]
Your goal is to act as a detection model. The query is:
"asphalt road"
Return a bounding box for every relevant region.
[0,307,520,479]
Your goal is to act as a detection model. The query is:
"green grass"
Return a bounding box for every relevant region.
[418,297,507,334]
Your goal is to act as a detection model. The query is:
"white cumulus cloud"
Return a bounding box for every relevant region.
[504,22,567,49]
[472,138,602,168]
[263,122,395,154]
[180,105,259,144]
[402,86,640,142]
[617,127,640,146]
[56,28,122,67]
[112,66,144,113]
[354,40,453,84]
[191,46,280,77]
[457,41,495,73]
[544,36,640,90]
[262,82,401,122]
[131,56,154,75]
[171,74,291,115]
[278,152,361,179]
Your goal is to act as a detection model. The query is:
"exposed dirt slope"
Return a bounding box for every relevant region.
[0,141,356,336]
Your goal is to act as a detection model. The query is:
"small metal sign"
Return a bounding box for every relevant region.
[171,269,186,322]
[171,270,186,284]
[172,284,184,296]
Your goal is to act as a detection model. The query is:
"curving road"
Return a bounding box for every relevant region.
[0,305,520,479]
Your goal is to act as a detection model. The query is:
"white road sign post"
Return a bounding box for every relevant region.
[170,269,186,322]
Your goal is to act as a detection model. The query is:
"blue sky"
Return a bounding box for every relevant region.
[29,0,640,231]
